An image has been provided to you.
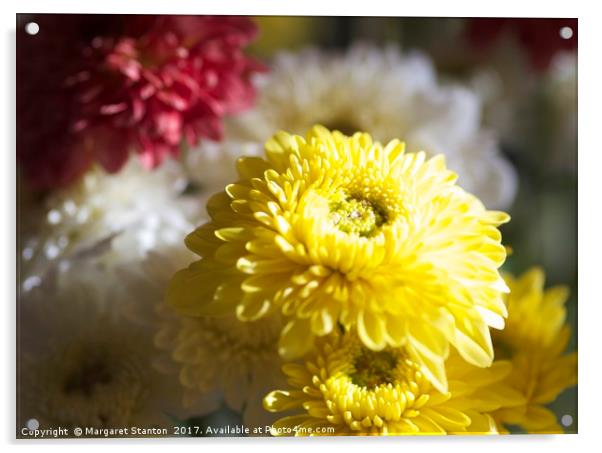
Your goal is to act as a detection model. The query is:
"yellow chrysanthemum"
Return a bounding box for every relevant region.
[263,332,524,435]
[491,267,577,433]
[168,126,510,392]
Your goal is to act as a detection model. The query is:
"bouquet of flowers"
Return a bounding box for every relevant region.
[17,15,577,437]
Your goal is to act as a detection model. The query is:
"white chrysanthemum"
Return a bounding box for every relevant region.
[188,45,517,209]
[18,279,182,432]
[19,158,199,294]
[120,246,286,431]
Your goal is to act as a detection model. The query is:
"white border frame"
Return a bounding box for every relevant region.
[3,1,598,451]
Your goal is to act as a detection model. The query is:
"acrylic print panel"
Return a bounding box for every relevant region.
[16,14,577,438]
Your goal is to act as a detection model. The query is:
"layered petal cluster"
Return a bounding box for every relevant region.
[120,245,286,428]
[168,126,510,392]
[19,158,197,294]
[491,268,577,433]
[155,304,285,429]
[224,44,517,209]
[263,332,524,435]
[17,15,263,189]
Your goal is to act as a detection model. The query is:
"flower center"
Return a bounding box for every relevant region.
[350,348,398,388]
[323,118,360,137]
[63,356,113,398]
[329,194,387,237]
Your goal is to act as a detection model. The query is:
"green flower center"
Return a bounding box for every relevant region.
[329,194,387,237]
[350,349,398,388]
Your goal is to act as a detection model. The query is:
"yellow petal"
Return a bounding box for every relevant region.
[263,390,304,412]
[278,318,314,360]
[236,292,271,321]
[357,309,386,351]
[311,309,334,337]
[166,265,221,316]
[452,316,494,368]
[407,343,448,393]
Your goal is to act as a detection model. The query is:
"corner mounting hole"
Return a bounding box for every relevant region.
[25,22,39,36]
[26,418,40,430]
[561,414,573,427]
[559,26,573,40]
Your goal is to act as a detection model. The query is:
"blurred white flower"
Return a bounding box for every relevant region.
[469,40,536,142]
[18,279,183,431]
[120,247,286,432]
[470,46,576,175]
[188,44,517,209]
[543,52,577,172]
[184,140,263,192]
[19,158,202,293]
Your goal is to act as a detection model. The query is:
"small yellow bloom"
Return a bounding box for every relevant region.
[168,126,510,392]
[263,332,524,435]
[492,267,577,433]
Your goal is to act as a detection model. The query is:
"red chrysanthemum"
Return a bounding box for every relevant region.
[17,15,264,189]
[466,18,577,72]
